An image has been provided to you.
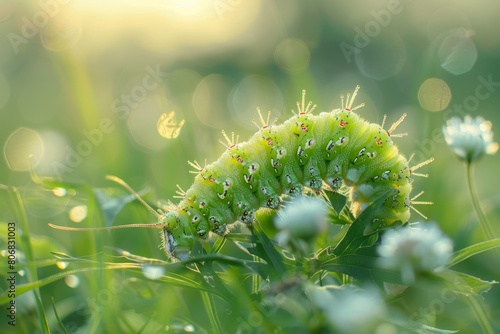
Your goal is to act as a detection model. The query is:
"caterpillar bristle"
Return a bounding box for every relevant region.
[162,200,178,212]
[409,205,429,220]
[410,190,425,201]
[174,185,186,199]
[380,113,408,138]
[188,160,205,174]
[219,130,239,149]
[295,89,317,115]
[253,108,277,129]
[345,84,361,111]
[412,172,429,178]
[409,191,433,217]
[389,133,408,138]
[381,114,387,129]
[350,102,365,112]
[410,157,434,173]
[409,190,433,219]
[387,113,407,134]
[411,201,434,206]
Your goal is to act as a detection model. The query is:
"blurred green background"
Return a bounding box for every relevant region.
[1,0,500,332]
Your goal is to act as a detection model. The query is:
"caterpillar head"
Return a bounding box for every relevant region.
[159,211,194,261]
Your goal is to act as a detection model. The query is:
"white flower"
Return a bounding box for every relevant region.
[306,284,388,334]
[377,223,453,284]
[442,116,499,163]
[274,196,328,240]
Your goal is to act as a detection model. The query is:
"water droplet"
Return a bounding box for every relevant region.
[142,265,165,280]
[52,188,67,197]
[56,261,69,270]
[18,270,25,277]
[184,324,195,332]
[65,275,80,288]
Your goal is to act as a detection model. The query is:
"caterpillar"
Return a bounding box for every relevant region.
[50,86,432,261]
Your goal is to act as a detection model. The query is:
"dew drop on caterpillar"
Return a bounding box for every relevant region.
[50,86,433,261]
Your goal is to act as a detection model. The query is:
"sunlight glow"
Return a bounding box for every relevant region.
[69,205,88,223]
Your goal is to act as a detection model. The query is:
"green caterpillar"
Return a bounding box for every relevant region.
[51,86,432,261]
[157,86,431,260]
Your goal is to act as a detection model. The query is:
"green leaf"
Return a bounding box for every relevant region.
[436,269,498,296]
[331,190,391,256]
[394,320,458,333]
[51,297,69,334]
[319,254,402,284]
[448,238,500,267]
[323,190,347,214]
[250,220,287,277]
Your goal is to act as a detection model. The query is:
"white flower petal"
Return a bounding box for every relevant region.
[442,115,498,163]
[377,223,453,284]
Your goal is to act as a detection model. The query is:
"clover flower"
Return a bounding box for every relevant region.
[377,223,453,284]
[274,196,328,241]
[442,116,498,163]
[307,284,388,333]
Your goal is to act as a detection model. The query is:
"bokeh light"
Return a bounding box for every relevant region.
[56,261,69,270]
[193,74,231,128]
[157,111,185,139]
[3,127,44,171]
[418,78,451,112]
[64,275,80,288]
[230,75,284,128]
[52,188,67,197]
[438,28,477,75]
[0,0,14,22]
[41,11,83,52]
[127,95,170,151]
[354,33,407,80]
[142,265,165,280]
[274,38,310,74]
[14,59,62,124]
[69,205,88,223]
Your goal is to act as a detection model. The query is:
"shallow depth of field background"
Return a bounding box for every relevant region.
[1,0,500,332]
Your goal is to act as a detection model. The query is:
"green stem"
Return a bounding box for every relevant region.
[465,296,494,334]
[1,185,50,333]
[464,162,496,242]
[201,291,222,333]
